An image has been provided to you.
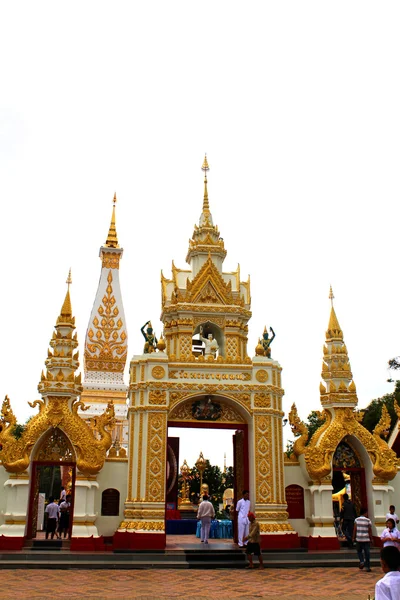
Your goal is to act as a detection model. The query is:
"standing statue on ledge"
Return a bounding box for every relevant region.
[261,326,275,358]
[141,321,158,354]
[199,326,219,358]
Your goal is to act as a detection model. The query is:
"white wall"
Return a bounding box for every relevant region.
[95,460,128,536]
[284,462,310,537]
[0,466,8,526]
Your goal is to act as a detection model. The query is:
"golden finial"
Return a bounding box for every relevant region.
[105,193,119,248]
[59,271,73,319]
[66,268,72,290]
[201,154,210,215]
[329,285,334,307]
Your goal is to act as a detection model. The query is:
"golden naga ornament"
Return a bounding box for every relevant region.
[0,395,115,476]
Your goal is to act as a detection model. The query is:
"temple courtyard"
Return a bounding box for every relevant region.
[0,567,379,599]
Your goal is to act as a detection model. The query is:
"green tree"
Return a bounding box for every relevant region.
[361,380,400,434]
[306,410,326,443]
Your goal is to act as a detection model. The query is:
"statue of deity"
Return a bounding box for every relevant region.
[199,326,219,358]
[261,326,275,358]
[141,321,158,354]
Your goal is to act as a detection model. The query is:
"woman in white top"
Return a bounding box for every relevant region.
[381,518,400,548]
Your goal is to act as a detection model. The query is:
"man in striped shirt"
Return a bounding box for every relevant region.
[352,507,373,572]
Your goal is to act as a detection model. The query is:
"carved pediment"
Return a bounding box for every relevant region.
[186,256,234,305]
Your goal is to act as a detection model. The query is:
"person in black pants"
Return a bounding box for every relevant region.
[340,493,357,547]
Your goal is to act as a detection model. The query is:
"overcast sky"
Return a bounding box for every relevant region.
[1,2,399,468]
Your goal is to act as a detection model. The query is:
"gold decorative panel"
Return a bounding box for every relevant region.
[255,415,271,503]
[146,412,167,502]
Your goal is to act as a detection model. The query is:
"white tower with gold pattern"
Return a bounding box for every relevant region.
[80,195,128,450]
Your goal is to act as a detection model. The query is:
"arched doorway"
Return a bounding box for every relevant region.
[332,438,367,518]
[165,393,249,546]
[27,428,76,540]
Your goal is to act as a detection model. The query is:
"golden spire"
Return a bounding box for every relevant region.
[326,286,343,341]
[105,193,119,248]
[329,285,334,306]
[202,154,210,215]
[59,269,73,320]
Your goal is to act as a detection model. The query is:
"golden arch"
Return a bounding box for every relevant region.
[168,393,249,425]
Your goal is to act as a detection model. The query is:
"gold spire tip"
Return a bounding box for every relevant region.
[105,193,119,248]
[202,154,209,172]
[329,285,334,307]
[66,268,72,289]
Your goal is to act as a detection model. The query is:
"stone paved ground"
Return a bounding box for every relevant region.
[0,567,379,600]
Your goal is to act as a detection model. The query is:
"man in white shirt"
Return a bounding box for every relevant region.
[236,490,250,548]
[45,496,60,540]
[197,495,215,544]
[375,546,400,600]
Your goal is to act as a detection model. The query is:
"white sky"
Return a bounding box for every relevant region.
[1,2,400,468]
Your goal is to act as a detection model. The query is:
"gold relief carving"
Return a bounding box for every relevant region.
[255,415,271,503]
[169,392,191,410]
[36,428,74,461]
[192,315,225,328]
[272,370,276,386]
[304,407,399,483]
[141,365,145,381]
[140,391,144,406]
[259,523,294,533]
[169,399,245,424]
[85,270,127,373]
[256,370,269,383]
[0,395,114,475]
[146,413,167,502]
[255,511,289,520]
[163,304,252,319]
[119,521,165,532]
[101,252,120,270]
[149,390,167,405]
[152,366,165,380]
[185,256,234,305]
[254,394,271,408]
[124,509,165,519]
[130,367,136,384]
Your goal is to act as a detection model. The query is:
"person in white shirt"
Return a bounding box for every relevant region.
[386,505,399,525]
[375,546,400,600]
[45,496,60,540]
[236,490,251,548]
[196,495,215,544]
[381,519,400,549]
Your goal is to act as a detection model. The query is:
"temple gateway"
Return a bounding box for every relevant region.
[0,159,399,551]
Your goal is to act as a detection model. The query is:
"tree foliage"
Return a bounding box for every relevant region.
[306,410,326,443]
[178,460,234,509]
[361,380,400,434]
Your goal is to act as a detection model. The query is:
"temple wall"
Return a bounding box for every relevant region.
[284,462,310,537]
[0,465,8,526]
[95,460,128,536]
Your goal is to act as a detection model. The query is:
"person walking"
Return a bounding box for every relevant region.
[244,512,264,569]
[236,490,250,548]
[45,496,60,540]
[352,506,373,572]
[340,493,357,547]
[375,546,400,599]
[196,494,215,544]
[58,494,71,539]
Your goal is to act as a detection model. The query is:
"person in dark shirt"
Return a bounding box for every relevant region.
[340,493,357,548]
